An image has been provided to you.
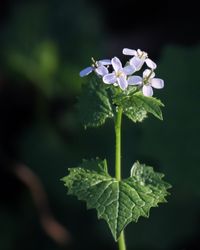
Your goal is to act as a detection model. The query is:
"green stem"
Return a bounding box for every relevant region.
[115,107,122,181]
[115,107,126,250]
[118,231,126,250]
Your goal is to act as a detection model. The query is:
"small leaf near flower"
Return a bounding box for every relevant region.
[77,76,114,128]
[113,90,164,122]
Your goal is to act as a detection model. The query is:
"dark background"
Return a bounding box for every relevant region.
[0,0,200,249]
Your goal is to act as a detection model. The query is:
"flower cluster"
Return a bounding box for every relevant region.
[79,48,164,97]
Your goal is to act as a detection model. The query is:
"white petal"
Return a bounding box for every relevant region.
[111,57,122,72]
[123,65,136,75]
[145,58,157,69]
[117,75,128,90]
[130,57,144,71]
[103,73,117,84]
[143,69,155,79]
[95,65,108,76]
[143,69,151,78]
[98,59,111,65]
[150,78,164,89]
[137,49,142,56]
[142,85,153,97]
[122,48,137,56]
[150,72,155,79]
[79,66,93,77]
[128,76,142,85]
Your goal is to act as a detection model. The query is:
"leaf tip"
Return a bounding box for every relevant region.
[60,176,66,182]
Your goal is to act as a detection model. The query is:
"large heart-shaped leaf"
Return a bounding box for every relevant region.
[62,159,171,240]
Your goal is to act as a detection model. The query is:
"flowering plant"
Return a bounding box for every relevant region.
[62,48,171,250]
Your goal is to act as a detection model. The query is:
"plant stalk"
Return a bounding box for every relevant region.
[118,231,126,250]
[115,107,126,250]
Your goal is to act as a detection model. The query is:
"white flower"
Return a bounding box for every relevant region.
[123,48,157,71]
[128,69,164,97]
[79,59,111,77]
[103,57,135,90]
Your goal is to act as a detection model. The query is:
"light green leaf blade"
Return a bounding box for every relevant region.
[113,90,164,122]
[77,77,114,128]
[62,159,171,240]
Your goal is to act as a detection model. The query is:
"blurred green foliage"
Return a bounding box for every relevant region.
[1,0,103,97]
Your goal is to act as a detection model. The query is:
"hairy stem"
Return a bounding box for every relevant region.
[115,107,126,250]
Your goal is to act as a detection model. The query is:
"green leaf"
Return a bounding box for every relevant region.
[77,77,114,128]
[113,90,164,122]
[62,159,171,240]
